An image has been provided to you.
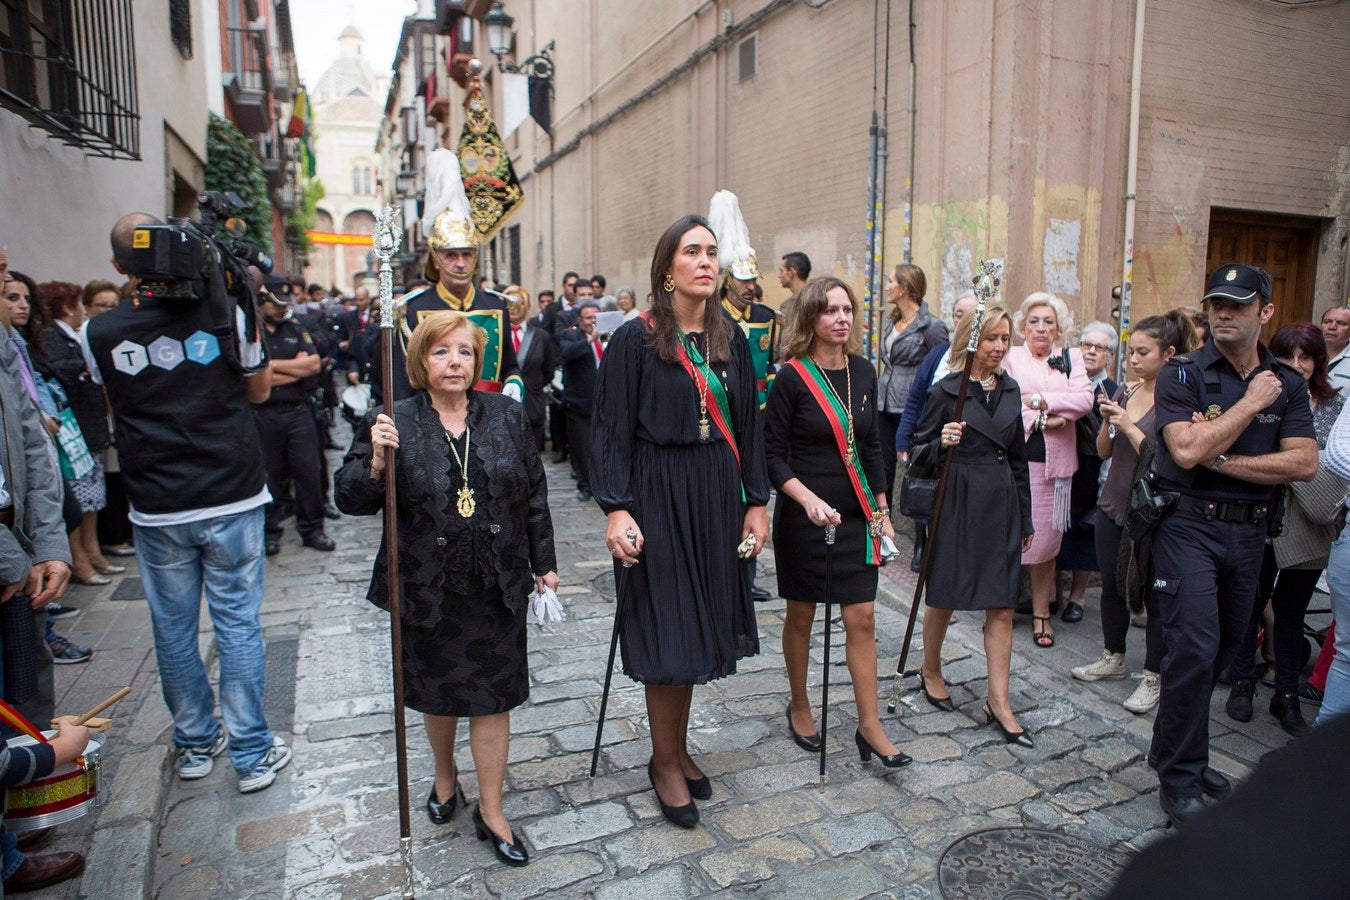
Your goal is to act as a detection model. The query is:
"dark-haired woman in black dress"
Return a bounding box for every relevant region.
[590,216,770,828]
[766,277,910,769]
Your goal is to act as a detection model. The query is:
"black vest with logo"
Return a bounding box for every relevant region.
[86,297,268,514]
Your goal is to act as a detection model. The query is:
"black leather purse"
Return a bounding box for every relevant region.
[899,439,939,519]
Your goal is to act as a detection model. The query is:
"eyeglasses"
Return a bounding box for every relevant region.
[1080,340,1111,352]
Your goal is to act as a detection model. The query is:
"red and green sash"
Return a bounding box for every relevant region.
[788,357,881,565]
[641,312,745,499]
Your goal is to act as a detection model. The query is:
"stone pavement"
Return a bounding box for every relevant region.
[51,426,1327,899]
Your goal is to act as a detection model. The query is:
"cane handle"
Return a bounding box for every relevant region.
[825,524,836,545]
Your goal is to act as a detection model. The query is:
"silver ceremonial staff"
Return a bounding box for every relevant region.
[886,259,1001,714]
[372,205,416,899]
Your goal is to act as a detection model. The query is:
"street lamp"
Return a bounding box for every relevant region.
[396,170,418,197]
[483,2,555,80]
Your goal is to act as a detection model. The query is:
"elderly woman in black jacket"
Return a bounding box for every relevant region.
[336,310,557,869]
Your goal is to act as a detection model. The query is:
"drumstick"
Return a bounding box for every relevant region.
[71,687,130,726]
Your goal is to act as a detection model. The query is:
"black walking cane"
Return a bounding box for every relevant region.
[886,260,1001,715]
[819,522,837,790]
[590,528,639,782]
[372,207,416,899]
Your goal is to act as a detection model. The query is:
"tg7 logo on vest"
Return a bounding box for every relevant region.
[112,331,221,376]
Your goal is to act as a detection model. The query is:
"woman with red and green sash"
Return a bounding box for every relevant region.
[765,277,911,770]
[590,216,770,829]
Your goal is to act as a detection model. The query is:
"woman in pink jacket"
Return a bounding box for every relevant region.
[1002,293,1094,648]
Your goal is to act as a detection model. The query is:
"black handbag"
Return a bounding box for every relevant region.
[899,440,939,519]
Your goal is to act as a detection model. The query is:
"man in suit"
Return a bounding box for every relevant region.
[342,286,377,386]
[560,302,602,502]
[507,288,559,451]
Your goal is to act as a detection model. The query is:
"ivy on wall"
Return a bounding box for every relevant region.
[287,179,326,255]
[205,113,272,254]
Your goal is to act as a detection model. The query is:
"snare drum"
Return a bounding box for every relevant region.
[5,731,106,831]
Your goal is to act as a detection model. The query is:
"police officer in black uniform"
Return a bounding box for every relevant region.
[254,277,336,556]
[1149,263,1317,824]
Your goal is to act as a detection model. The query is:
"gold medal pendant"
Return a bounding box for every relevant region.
[456,487,476,518]
[699,416,711,441]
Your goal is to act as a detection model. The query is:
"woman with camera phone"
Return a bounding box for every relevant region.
[765,277,908,769]
[912,305,1035,746]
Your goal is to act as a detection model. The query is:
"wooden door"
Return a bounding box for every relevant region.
[1206,210,1318,343]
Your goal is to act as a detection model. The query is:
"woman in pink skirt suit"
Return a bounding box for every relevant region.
[1002,293,1094,648]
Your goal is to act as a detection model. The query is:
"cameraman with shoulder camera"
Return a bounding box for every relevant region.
[84,211,293,794]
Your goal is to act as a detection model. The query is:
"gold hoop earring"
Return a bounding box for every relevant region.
[663,274,675,293]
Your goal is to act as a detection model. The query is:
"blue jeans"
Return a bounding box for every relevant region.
[1317,532,1350,726]
[134,506,274,775]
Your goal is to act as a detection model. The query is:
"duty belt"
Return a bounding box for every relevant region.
[1186,496,1269,525]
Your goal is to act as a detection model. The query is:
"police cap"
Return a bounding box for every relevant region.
[1203,264,1271,305]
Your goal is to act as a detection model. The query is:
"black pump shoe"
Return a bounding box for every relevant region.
[919,673,956,712]
[472,804,529,867]
[685,773,712,801]
[984,704,1034,748]
[786,706,822,753]
[854,730,913,769]
[648,761,699,828]
[425,781,464,825]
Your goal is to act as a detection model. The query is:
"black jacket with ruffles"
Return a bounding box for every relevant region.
[335,390,556,627]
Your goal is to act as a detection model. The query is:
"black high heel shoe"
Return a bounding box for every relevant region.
[648,760,699,828]
[786,705,822,753]
[472,804,529,867]
[854,730,913,769]
[984,704,1034,748]
[425,780,465,825]
[919,673,956,712]
[685,773,712,801]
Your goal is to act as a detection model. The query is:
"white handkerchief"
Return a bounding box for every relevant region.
[532,587,565,625]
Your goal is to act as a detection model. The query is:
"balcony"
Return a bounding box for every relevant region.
[224,24,273,134]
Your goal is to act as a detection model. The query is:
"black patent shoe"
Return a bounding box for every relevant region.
[1270,689,1310,736]
[426,781,464,825]
[472,804,529,867]
[919,673,955,712]
[648,761,699,828]
[786,705,822,753]
[1060,601,1084,623]
[984,704,1034,748]
[1159,791,1205,827]
[751,584,773,602]
[686,774,712,801]
[854,729,913,769]
[1201,767,1231,799]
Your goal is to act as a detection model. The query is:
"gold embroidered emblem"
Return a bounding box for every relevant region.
[759,334,771,351]
[1205,404,1223,421]
[1226,268,1238,282]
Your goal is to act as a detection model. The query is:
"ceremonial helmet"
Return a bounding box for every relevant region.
[421,148,478,251]
[707,189,761,282]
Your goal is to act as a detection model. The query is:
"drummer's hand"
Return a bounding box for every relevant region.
[742,506,769,558]
[369,414,399,476]
[605,511,643,566]
[50,720,90,767]
[26,560,70,608]
[535,571,559,594]
[803,494,842,527]
[940,421,965,448]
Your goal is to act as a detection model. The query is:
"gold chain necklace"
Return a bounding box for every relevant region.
[814,355,856,463]
[444,427,475,517]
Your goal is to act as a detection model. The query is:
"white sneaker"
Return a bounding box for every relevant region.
[1071,650,1127,682]
[178,731,227,780]
[1123,670,1161,713]
[238,736,293,793]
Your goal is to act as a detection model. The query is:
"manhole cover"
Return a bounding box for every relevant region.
[938,827,1129,899]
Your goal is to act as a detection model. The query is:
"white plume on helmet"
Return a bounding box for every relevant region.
[421,148,477,250]
[706,189,760,281]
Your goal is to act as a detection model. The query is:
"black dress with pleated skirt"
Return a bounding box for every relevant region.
[912,374,1034,611]
[402,430,529,717]
[589,319,771,685]
[765,357,886,604]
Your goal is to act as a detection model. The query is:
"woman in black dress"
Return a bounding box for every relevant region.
[913,305,1036,746]
[765,277,909,769]
[590,215,770,828]
[336,311,557,867]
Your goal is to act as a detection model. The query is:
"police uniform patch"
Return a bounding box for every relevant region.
[1226,268,1238,282]
[1205,404,1223,421]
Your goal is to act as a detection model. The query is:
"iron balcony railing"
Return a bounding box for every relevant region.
[0,0,141,159]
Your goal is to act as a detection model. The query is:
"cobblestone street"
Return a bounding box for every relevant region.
[51,432,1319,899]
